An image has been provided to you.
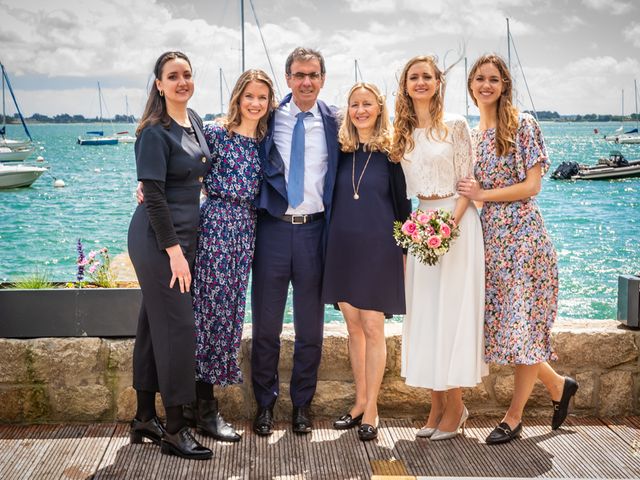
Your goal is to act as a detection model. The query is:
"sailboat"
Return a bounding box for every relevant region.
[614,80,640,144]
[0,62,35,162]
[116,95,136,143]
[77,82,118,146]
[604,83,640,144]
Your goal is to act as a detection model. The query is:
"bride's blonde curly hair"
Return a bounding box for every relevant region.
[390,55,447,163]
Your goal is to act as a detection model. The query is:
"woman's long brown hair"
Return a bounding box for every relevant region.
[389,56,447,163]
[467,54,519,157]
[136,51,192,136]
[222,69,276,142]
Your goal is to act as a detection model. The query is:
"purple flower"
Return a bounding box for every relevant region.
[76,238,85,282]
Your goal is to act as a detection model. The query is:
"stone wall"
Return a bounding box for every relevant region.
[0,321,638,423]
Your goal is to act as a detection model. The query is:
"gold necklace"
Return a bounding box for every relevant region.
[351,149,373,200]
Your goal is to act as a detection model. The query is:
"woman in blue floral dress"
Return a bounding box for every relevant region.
[190,70,275,442]
[458,54,578,445]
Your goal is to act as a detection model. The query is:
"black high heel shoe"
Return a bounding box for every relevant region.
[485,422,522,445]
[130,417,166,445]
[552,377,579,430]
[333,412,363,430]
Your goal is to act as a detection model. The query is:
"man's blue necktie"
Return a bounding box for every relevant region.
[288,111,311,208]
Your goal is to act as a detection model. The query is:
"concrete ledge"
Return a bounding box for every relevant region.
[0,320,638,423]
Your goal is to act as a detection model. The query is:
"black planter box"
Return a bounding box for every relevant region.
[0,287,142,338]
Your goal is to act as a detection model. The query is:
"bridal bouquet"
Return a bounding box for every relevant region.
[393,209,460,266]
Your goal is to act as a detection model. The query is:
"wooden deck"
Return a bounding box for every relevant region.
[1,417,638,479]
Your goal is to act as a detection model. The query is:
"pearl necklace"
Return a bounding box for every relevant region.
[351,149,373,200]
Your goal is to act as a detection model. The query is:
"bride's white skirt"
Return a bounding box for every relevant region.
[401,197,488,390]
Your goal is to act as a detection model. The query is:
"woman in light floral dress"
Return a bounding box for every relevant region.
[458,54,578,445]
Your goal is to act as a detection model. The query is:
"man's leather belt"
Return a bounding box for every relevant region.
[278,212,325,224]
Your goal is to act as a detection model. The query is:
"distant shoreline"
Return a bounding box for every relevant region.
[1,113,639,124]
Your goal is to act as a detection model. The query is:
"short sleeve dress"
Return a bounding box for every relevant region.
[471,113,559,365]
[192,124,262,386]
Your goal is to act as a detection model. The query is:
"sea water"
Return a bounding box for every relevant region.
[0,122,638,321]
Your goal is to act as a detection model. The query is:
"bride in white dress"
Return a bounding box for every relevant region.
[390,55,487,441]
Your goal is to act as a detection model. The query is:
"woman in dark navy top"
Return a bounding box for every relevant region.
[127,51,212,460]
[322,83,410,441]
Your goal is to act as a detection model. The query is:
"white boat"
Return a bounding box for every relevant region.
[604,81,640,144]
[77,82,118,146]
[0,145,35,162]
[1,62,35,161]
[116,131,136,143]
[552,152,640,180]
[0,163,46,188]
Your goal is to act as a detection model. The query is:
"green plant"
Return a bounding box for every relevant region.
[70,239,117,288]
[11,269,54,289]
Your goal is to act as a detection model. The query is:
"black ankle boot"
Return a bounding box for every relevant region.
[196,398,241,443]
[183,402,197,428]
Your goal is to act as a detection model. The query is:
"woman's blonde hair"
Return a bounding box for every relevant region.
[467,54,519,157]
[338,82,392,153]
[390,55,447,162]
[222,69,276,141]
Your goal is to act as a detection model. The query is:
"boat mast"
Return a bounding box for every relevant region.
[635,79,639,131]
[1,62,5,134]
[464,57,469,120]
[97,81,103,123]
[506,18,511,71]
[355,59,358,82]
[621,88,624,129]
[219,67,224,114]
[240,0,245,72]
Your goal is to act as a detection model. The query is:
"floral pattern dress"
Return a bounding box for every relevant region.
[193,124,262,386]
[471,113,558,365]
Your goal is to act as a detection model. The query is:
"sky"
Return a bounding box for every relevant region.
[1,0,639,118]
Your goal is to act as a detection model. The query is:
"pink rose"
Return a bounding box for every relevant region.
[401,221,417,235]
[416,213,430,225]
[411,231,421,243]
[427,235,441,248]
[425,225,435,236]
[410,211,417,220]
[440,224,451,238]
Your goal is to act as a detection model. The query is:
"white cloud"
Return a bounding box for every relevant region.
[623,22,640,48]
[559,15,586,33]
[581,0,633,15]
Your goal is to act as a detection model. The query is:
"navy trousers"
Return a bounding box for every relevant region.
[251,213,325,408]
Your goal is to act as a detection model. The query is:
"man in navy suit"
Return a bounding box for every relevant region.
[251,47,339,435]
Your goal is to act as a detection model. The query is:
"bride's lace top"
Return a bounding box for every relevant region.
[401,113,474,198]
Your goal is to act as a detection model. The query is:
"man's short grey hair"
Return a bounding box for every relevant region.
[285,47,326,76]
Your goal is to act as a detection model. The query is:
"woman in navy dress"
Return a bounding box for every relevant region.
[190,70,276,441]
[128,51,212,460]
[322,82,410,441]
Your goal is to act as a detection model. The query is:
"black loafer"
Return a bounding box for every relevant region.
[357,423,378,441]
[485,422,522,445]
[552,377,579,430]
[253,405,274,436]
[160,427,212,460]
[130,417,166,445]
[292,406,312,434]
[333,412,364,430]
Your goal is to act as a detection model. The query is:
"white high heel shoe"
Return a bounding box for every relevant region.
[416,425,437,438]
[416,414,442,438]
[430,406,469,441]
